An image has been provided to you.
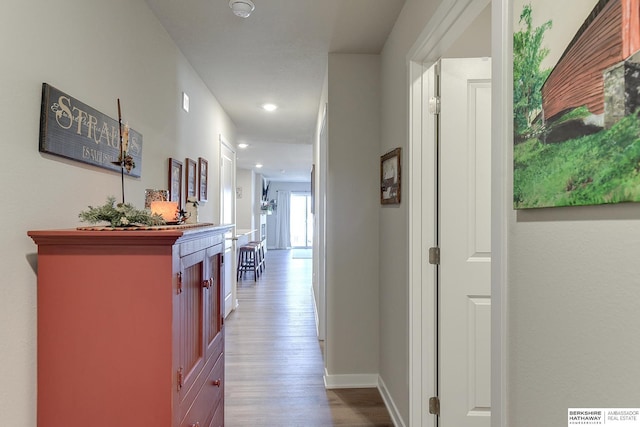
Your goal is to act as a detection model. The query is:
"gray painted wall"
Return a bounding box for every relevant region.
[325,54,381,378]
[508,208,640,425]
[378,0,446,420]
[236,167,255,230]
[496,0,640,424]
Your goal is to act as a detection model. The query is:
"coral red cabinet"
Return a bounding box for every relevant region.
[28,225,231,427]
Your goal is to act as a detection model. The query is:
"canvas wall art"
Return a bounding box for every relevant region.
[513,0,640,208]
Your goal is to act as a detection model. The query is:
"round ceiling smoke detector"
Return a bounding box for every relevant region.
[229,0,255,18]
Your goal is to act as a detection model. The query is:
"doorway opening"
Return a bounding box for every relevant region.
[290,192,313,248]
[407,1,501,426]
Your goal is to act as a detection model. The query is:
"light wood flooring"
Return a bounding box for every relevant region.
[225,249,393,427]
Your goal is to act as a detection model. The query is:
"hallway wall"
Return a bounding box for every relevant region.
[325,54,381,382]
[508,210,640,425]
[0,0,236,424]
[500,0,640,424]
[377,0,492,422]
[379,0,640,424]
[377,0,446,421]
[236,168,255,230]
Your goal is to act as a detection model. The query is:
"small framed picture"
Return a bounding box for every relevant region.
[198,157,208,202]
[380,147,401,205]
[185,157,197,199]
[310,164,315,214]
[169,158,183,204]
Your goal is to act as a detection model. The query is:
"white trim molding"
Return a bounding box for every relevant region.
[378,376,406,427]
[323,370,378,389]
[311,285,322,340]
[491,1,511,426]
[407,0,490,61]
[408,57,429,427]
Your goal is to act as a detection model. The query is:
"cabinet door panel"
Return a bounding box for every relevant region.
[177,250,206,408]
[205,250,223,359]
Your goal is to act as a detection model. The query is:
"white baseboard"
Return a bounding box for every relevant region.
[323,370,378,389]
[312,290,320,337]
[378,376,406,427]
[224,294,233,318]
[311,288,325,341]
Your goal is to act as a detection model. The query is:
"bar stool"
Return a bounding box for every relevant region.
[237,243,260,281]
[248,239,265,272]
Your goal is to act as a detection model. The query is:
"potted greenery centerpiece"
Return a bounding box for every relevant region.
[79,196,165,227]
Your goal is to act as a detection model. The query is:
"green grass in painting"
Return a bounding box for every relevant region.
[514,114,640,208]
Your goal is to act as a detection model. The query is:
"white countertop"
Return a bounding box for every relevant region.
[228,229,257,240]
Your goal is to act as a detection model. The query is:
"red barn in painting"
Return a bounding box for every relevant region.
[541,0,640,137]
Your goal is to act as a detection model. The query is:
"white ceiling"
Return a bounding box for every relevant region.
[145,0,406,182]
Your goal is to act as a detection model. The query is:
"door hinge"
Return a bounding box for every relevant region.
[177,272,183,294]
[177,367,184,391]
[428,96,441,115]
[429,396,440,416]
[428,247,440,265]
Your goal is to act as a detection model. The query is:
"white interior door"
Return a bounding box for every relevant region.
[438,57,492,426]
[220,137,236,317]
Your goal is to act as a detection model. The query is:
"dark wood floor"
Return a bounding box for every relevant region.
[225,249,394,426]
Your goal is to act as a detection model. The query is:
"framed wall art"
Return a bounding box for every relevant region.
[168,158,182,204]
[381,147,401,205]
[310,164,315,214]
[198,157,208,202]
[513,0,640,208]
[185,157,197,199]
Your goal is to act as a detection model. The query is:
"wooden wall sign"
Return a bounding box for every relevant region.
[39,83,143,177]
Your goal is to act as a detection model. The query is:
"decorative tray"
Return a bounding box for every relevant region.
[76,222,215,231]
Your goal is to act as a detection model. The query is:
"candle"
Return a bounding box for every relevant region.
[150,201,178,222]
[144,189,169,209]
[122,122,129,154]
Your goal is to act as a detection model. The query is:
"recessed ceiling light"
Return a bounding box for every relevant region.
[229,0,255,18]
[238,143,249,149]
[262,103,277,112]
[255,163,263,168]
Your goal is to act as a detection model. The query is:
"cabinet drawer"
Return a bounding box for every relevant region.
[180,353,224,427]
[180,235,223,257]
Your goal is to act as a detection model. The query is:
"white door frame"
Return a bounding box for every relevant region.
[408,58,437,427]
[219,135,238,314]
[490,2,512,426]
[407,1,509,426]
[316,103,328,341]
